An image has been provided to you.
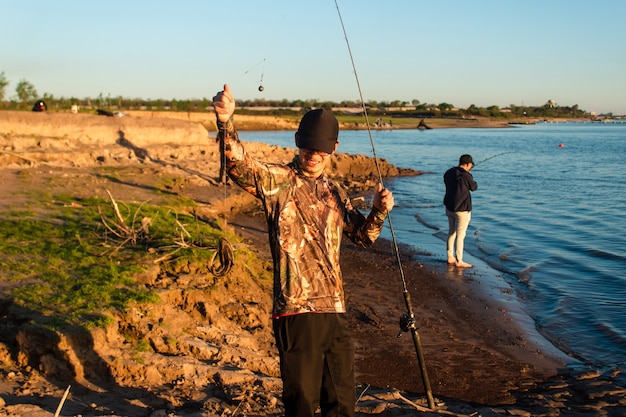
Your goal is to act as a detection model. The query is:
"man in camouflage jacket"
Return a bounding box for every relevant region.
[213,84,394,417]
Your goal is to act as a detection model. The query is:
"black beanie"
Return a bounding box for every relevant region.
[295,109,339,154]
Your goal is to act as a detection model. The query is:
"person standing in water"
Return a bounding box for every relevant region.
[443,154,477,268]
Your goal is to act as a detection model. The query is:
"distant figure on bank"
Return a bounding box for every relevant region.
[443,154,477,268]
[32,100,47,112]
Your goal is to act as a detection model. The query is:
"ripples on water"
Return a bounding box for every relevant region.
[239,122,626,378]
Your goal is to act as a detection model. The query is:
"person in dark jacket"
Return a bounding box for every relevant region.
[213,83,394,417]
[443,154,477,268]
[32,100,47,112]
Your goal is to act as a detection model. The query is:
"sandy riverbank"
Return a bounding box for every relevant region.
[0,110,624,416]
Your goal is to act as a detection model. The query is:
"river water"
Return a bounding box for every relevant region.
[238,122,626,381]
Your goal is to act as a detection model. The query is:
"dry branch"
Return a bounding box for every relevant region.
[98,189,152,254]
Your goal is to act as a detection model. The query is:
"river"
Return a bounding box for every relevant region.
[238,121,626,382]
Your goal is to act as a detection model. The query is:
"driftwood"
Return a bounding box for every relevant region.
[97,189,153,255]
[53,385,71,417]
[98,190,234,275]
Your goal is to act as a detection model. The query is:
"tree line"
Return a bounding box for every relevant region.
[0,71,600,119]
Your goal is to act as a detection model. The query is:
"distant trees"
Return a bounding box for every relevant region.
[486,105,500,117]
[15,79,38,105]
[0,71,8,101]
[0,71,597,118]
[507,102,586,119]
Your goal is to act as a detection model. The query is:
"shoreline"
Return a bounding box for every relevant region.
[231,208,571,382]
[124,109,519,130]
[383,217,577,370]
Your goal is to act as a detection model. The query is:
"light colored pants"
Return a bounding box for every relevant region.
[446,209,471,263]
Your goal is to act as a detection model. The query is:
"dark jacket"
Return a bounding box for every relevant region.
[443,166,477,212]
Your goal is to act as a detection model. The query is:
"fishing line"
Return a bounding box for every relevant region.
[333,1,399,283]
[232,1,292,93]
[234,58,267,91]
[334,0,435,409]
[240,58,266,79]
[258,59,266,92]
[472,151,516,168]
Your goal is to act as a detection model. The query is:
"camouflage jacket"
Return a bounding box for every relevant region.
[217,117,387,317]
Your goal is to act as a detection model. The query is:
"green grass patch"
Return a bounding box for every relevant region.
[0,195,230,330]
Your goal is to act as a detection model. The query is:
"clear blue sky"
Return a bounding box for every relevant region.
[2,0,625,114]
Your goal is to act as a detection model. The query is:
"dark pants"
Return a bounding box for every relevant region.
[273,313,356,417]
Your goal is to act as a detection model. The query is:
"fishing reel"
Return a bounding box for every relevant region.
[397,312,415,337]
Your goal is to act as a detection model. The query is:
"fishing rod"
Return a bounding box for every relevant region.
[334,1,436,410]
[472,151,515,168]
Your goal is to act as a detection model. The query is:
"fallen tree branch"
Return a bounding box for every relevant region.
[98,189,152,250]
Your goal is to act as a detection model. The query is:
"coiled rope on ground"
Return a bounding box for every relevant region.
[210,237,235,277]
